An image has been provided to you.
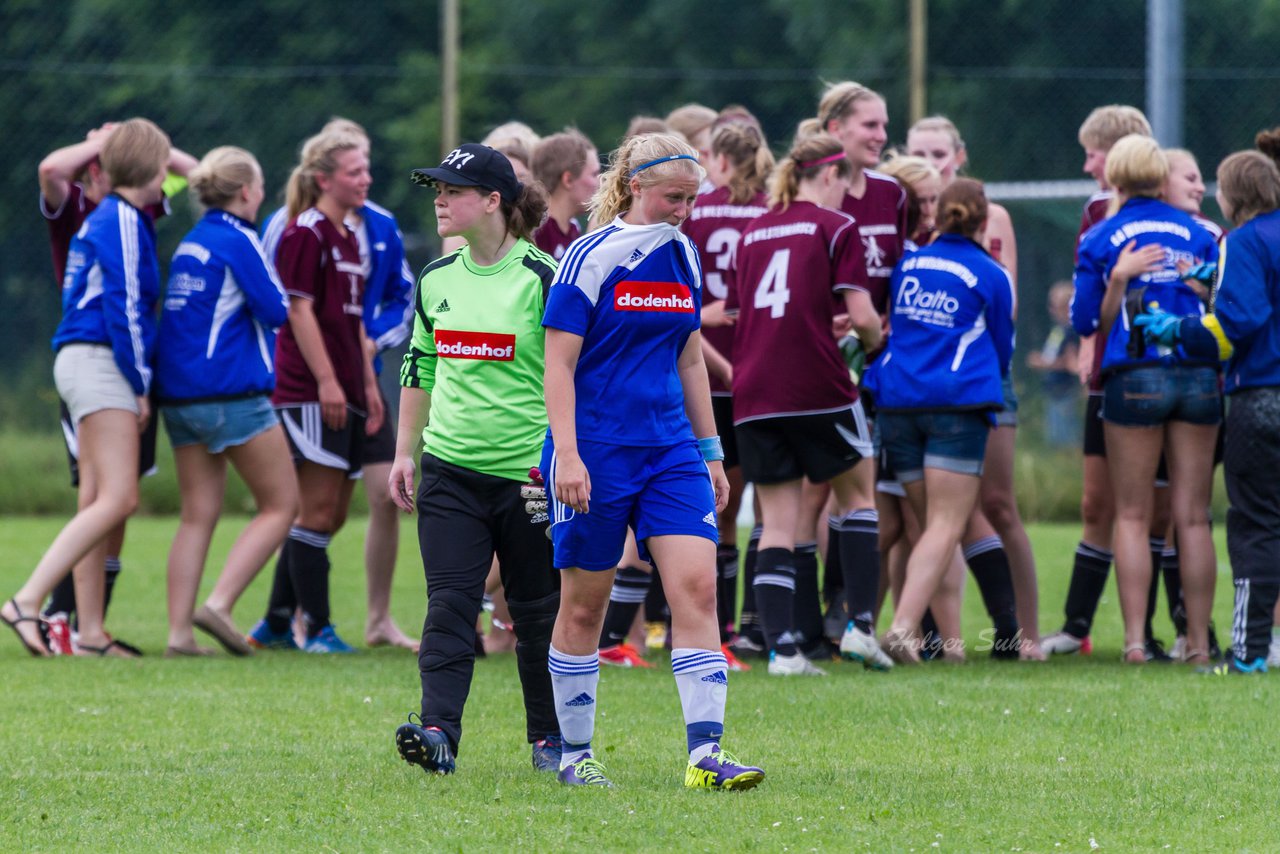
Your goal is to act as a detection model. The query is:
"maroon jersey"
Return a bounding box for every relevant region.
[42,182,166,285]
[533,216,581,260]
[729,201,866,422]
[681,185,769,394]
[273,208,368,409]
[1076,191,1114,391]
[839,169,906,313]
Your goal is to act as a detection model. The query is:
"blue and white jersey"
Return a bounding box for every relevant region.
[262,200,413,374]
[154,209,289,403]
[865,233,1014,411]
[1215,209,1280,393]
[543,217,703,446]
[52,194,160,396]
[1070,196,1219,375]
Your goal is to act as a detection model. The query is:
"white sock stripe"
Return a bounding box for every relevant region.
[795,541,818,554]
[1161,547,1178,559]
[549,647,599,665]
[1077,542,1113,561]
[963,535,1003,560]
[1233,579,1249,657]
[1149,537,1167,550]
[845,508,879,523]
[288,526,331,548]
[608,588,650,604]
[104,557,123,572]
[753,573,796,590]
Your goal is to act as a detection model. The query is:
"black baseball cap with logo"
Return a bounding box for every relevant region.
[411,143,522,203]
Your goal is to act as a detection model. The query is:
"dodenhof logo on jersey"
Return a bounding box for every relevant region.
[434,329,516,361]
[614,281,695,313]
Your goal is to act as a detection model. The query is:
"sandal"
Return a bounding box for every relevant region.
[2,598,50,657]
[193,604,252,656]
[76,639,142,659]
[1122,643,1147,664]
[164,644,217,658]
[1182,648,1211,665]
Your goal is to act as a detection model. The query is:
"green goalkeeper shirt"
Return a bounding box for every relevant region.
[400,239,556,481]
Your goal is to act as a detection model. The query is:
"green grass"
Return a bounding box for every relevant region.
[0,518,1271,851]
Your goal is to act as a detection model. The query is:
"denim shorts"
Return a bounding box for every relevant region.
[994,374,1019,427]
[162,395,280,454]
[1101,365,1222,427]
[878,410,992,483]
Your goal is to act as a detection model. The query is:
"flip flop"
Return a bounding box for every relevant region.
[193,604,252,656]
[76,639,142,659]
[2,598,50,657]
[164,644,217,658]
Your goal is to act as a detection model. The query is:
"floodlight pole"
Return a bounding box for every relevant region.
[442,0,459,156]
[1147,0,1184,147]
[909,0,927,123]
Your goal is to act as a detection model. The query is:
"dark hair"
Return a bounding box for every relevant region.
[937,177,988,237]
[710,123,773,204]
[500,180,549,242]
[1255,127,1280,167]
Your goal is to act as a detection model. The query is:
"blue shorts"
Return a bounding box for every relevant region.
[878,410,992,482]
[162,395,279,454]
[542,437,718,571]
[994,374,1019,427]
[1102,365,1222,427]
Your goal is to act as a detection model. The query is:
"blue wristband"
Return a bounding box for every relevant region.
[697,435,725,462]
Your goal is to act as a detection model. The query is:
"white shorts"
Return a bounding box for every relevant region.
[54,344,139,425]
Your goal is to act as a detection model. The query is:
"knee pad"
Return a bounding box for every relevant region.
[507,591,559,644]
[420,589,483,667]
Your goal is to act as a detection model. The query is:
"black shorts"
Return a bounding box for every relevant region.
[59,397,158,488]
[736,403,872,485]
[711,395,740,470]
[277,403,366,477]
[362,386,396,466]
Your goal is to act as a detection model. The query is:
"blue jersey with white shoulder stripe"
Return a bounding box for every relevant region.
[52,194,160,396]
[154,209,289,403]
[864,233,1014,411]
[542,218,703,445]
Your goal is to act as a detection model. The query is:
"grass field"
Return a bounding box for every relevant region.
[1,517,1273,852]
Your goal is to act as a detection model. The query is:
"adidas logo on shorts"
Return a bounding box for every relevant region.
[702,511,716,525]
[434,299,451,313]
[565,692,595,707]
[700,670,728,685]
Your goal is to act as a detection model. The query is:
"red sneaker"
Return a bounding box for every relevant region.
[721,643,751,672]
[44,612,74,656]
[599,643,652,668]
[1080,635,1094,655]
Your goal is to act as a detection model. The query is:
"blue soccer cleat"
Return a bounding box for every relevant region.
[531,735,563,772]
[303,625,356,654]
[557,756,613,787]
[245,619,299,651]
[684,748,765,790]
[1200,655,1267,676]
[396,715,456,775]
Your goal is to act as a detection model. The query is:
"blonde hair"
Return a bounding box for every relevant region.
[625,115,670,140]
[1217,150,1280,227]
[815,81,883,135]
[909,116,965,155]
[285,130,364,219]
[710,122,773,205]
[1078,105,1152,151]
[189,146,262,210]
[937,178,988,238]
[483,121,540,154]
[877,154,940,192]
[100,118,170,190]
[665,103,718,143]
[768,133,851,210]
[590,133,703,224]
[320,117,370,151]
[1104,134,1168,200]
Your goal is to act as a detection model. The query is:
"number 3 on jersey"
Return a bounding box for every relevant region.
[754,249,791,318]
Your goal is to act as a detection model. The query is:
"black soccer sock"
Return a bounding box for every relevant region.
[43,571,78,619]
[599,565,651,647]
[839,509,880,635]
[822,515,843,608]
[920,609,943,660]
[507,591,560,744]
[644,563,669,625]
[1062,541,1113,639]
[1162,543,1186,635]
[102,556,122,620]
[1144,536,1165,641]
[715,545,739,643]
[1231,578,1280,663]
[753,547,797,657]
[737,524,763,641]
[965,535,1019,659]
[264,537,298,634]
[793,543,824,654]
[285,526,332,638]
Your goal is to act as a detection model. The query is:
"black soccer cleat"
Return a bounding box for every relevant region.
[396,714,455,775]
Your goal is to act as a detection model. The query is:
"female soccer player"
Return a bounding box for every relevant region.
[1070,135,1219,664]
[3,118,170,657]
[908,116,1042,659]
[542,133,764,790]
[154,146,296,657]
[246,129,383,654]
[531,129,599,261]
[728,132,883,676]
[389,143,563,773]
[867,179,1015,664]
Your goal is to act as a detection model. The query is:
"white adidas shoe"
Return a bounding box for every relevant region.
[767,651,827,676]
[1039,631,1085,656]
[839,623,894,671]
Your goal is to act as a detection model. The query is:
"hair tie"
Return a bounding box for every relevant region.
[629,154,698,176]
[799,152,847,170]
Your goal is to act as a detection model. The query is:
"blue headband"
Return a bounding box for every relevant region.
[629,154,698,176]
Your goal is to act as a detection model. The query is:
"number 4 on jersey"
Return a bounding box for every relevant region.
[754,249,791,318]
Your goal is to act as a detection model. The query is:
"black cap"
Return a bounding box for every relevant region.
[411,143,522,203]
